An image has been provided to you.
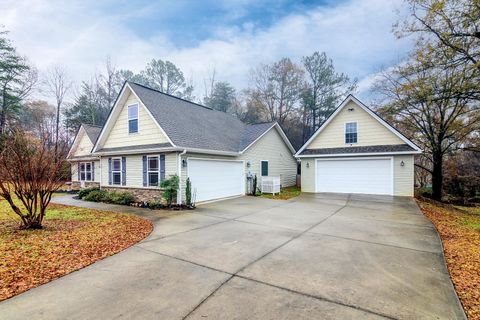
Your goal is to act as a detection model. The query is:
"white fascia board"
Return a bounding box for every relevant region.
[92,84,129,153]
[240,122,296,155]
[94,147,182,156]
[295,150,422,159]
[127,83,177,147]
[295,95,422,156]
[67,126,86,159]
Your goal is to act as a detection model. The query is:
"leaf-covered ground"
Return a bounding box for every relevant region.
[0,199,152,301]
[259,186,301,200]
[418,201,480,320]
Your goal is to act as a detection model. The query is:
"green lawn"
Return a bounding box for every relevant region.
[259,186,301,200]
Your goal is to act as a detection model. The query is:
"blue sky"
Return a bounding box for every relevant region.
[0,0,412,101]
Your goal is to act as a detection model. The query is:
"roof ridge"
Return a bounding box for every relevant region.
[128,81,213,110]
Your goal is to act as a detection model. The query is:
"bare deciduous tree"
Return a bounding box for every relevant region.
[0,127,70,229]
[44,66,71,158]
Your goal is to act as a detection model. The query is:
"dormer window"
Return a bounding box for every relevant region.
[345,122,357,144]
[128,104,139,134]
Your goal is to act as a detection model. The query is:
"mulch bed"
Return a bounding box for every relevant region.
[0,203,152,301]
[418,200,480,320]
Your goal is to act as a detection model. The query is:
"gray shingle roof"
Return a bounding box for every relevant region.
[128,82,279,152]
[299,144,416,156]
[82,124,102,144]
[96,143,173,153]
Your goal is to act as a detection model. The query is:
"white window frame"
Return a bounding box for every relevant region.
[260,160,269,177]
[111,157,122,186]
[147,155,160,187]
[79,162,93,181]
[345,121,358,144]
[128,104,139,134]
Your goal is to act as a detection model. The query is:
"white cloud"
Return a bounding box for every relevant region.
[0,0,411,102]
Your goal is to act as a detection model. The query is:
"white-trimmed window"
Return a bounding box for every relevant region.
[261,160,269,176]
[128,104,139,134]
[112,158,122,185]
[147,156,159,187]
[80,162,93,181]
[345,122,358,144]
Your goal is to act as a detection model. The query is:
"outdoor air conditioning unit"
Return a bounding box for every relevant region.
[261,176,280,195]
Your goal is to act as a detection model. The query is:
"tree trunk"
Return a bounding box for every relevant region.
[431,151,443,200]
[54,102,60,160]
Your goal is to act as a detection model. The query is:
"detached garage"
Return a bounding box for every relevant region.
[296,95,422,197]
[187,158,245,202]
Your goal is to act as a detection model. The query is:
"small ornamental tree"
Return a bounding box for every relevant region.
[160,174,179,207]
[185,177,192,206]
[0,128,69,229]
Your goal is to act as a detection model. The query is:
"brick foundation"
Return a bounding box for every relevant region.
[101,186,164,204]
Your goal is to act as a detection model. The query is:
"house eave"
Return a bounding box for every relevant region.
[296,150,423,158]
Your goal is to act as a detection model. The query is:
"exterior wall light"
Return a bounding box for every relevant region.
[400,161,405,167]
[247,161,251,168]
[182,159,187,168]
[306,162,310,168]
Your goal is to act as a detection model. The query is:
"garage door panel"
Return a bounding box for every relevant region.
[316,158,392,195]
[188,159,245,202]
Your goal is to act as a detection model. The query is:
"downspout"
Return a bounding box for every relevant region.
[177,149,187,204]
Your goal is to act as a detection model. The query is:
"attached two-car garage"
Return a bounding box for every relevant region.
[188,158,245,202]
[315,157,393,195]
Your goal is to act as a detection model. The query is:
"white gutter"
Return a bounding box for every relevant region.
[177,149,187,204]
[295,150,423,158]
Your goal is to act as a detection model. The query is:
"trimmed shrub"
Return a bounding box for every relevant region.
[108,191,135,205]
[186,177,192,206]
[83,190,107,202]
[82,189,134,205]
[78,187,99,199]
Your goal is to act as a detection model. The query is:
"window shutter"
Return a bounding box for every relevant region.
[121,157,126,186]
[142,156,147,187]
[77,162,81,181]
[108,158,112,185]
[160,154,165,181]
[91,162,95,181]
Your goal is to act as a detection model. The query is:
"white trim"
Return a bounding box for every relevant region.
[95,147,181,156]
[344,121,358,145]
[184,148,239,156]
[187,157,244,163]
[315,156,394,195]
[260,160,269,176]
[111,157,123,186]
[186,158,247,200]
[146,155,160,187]
[240,122,296,154]
[127,103,139,135]
[296,150,422,158]
[295,95,422,156]
[92,83,177,153]
[79,161,94,182]
[127,85,176,147]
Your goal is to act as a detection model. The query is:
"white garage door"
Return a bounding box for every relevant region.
[316,158,393,195]
[188,158,245,202]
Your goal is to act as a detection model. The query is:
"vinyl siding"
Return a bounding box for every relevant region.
[238,128,297,187]
[393,155,414,196]
[71,160,100,183]
[100,153,178,189]
[300,159,316,192]
[308,100,404,149]
[102,93,170,149]
[300,155,415,196]
[71,129,94,157]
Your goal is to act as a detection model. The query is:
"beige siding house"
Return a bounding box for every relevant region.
[296,95,421,197]
[67,81,297,203]
[68,124,102,189]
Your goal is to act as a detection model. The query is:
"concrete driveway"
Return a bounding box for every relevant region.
[0,193,465,319]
